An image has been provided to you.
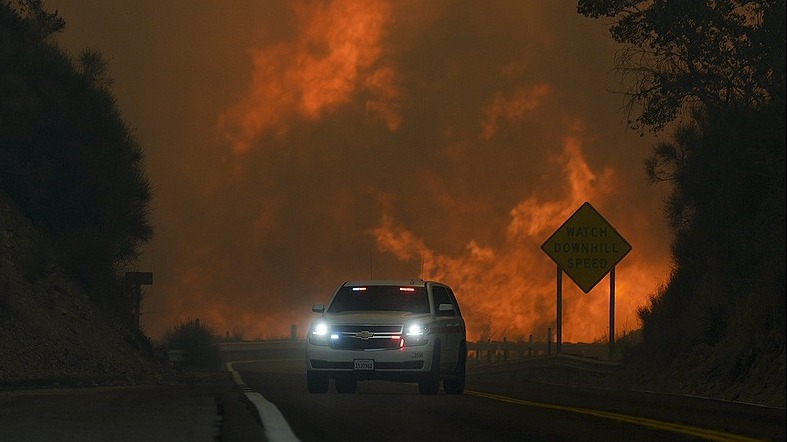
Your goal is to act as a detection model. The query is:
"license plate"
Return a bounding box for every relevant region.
[353,359,374,371]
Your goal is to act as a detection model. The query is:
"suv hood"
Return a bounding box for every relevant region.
[322,311,432,324]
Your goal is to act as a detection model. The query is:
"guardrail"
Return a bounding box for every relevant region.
[468,339,609,362]
[214,338,609,364]
[215,340,306,363]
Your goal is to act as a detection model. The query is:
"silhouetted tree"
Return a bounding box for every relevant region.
[579,0,786,393]
[1,1,153,312]
[578,0,785,133]
[7,0,64,38]
[641,105,785,350]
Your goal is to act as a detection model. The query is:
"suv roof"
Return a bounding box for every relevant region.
[342,279,432,287]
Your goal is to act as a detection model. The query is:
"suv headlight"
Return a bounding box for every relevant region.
[309,320,332,346]
[403,322,428,347]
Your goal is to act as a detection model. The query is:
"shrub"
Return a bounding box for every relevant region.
[162,319,220,370]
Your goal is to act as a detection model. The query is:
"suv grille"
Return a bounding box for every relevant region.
[330,325,403,350]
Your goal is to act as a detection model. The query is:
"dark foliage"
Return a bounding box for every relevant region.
[163,319,221,370]
[578,0,786,133]
[641,104,785,351]
[1,1,153,313]
[579,0,786,392]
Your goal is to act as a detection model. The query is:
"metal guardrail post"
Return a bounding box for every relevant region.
[547,328,552,355]
[528,334,533,357]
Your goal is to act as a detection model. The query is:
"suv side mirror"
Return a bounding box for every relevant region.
[312,303,325,313]
[438,303,454,316]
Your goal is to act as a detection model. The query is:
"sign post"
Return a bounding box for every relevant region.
[125,271,153,330]
[556,267,562,354]
[610,266,616,353]
[541,202,631,356]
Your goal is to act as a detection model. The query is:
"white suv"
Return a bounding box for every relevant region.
[306,279,467,394]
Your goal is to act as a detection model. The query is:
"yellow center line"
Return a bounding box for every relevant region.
[466,390,767,442]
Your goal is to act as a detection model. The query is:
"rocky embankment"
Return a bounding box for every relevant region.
[0,191,170,386]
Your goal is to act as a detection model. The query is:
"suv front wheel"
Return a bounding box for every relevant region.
[418,341,441,395]
[443,343,466,394]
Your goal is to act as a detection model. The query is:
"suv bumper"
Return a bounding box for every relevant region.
[306,341,437,381]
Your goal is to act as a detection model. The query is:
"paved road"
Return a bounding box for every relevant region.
[237,359,786,442]
[0,375,265,442]
[1,357,783,442]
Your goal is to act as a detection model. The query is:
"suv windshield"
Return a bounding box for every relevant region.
[327,285,429,314]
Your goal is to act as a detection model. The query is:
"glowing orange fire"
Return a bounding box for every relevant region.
[148,141,669,344]
[219,0,396,154]
[142,1,671,344]
[369,138,669,342]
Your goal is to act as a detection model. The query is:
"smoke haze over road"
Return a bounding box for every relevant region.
[49,0,671,342]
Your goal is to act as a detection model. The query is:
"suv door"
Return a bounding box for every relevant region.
[430,284,461,371]
[445,285,465,355]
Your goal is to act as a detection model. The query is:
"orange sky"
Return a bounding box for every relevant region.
[49,0,671,342]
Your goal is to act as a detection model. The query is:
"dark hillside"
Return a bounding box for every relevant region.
[1,2,163,384]
[576,0,786,408]
[1,190,169,384]
[0,2,152,315]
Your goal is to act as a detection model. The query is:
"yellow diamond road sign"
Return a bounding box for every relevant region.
[541,202,632,293]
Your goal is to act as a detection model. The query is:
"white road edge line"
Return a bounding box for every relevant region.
[226,361,301,442]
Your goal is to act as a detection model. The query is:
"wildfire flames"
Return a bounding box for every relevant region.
[109,0,673,343]
[219,0,396,154]
[370,139,666,342]
[153,136,669,343]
